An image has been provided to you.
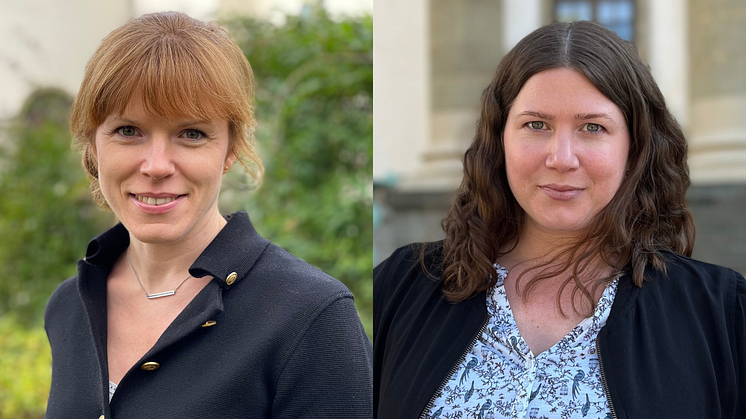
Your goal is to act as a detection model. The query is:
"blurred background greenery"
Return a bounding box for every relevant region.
[0,9,371,417]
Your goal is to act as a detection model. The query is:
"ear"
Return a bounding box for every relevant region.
[223,151,237,173]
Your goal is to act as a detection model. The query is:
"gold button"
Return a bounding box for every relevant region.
[201,320,217,327]
[226,272,238,285]
[99,416,105,419]
[140,362,160,371]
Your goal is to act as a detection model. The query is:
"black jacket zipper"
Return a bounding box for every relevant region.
[596,338,618,419]
[418,318,489,419]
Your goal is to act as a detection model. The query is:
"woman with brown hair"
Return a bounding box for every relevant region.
[374,21,745,419]
[44,12,372,418]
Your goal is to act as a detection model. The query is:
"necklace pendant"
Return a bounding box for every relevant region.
[147,290,176,299]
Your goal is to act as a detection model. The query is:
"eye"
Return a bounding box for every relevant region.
[527,121,547,130]
[183,129,206,140]
[117,126,137,137]
[583,123,603,133]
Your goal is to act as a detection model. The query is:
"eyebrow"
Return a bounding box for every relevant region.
[516,111,618,125]
[106,117,214,128]
[517,111,554,120]
[575,113,616,123]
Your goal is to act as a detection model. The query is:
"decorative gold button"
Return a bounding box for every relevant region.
[140,362,160,371]
[201,320,217,327]
[226,272,238,285]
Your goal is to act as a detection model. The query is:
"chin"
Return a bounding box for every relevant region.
[533,214,593,235]
[125,222,188,245]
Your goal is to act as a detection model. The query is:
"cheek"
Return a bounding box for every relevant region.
[504,140,538,189]
[587,153,627,200]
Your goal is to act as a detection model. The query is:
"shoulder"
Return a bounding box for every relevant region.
[45,276,79,320]
[374,242,442,292]
[613,252,746,322]
[249,243,353,307]
[373,241,446,326]
[44,276,84,338]
[648,252,745,296]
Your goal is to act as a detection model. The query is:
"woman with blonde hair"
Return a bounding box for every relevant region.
[374,21,746,419]
[45,12,372,418]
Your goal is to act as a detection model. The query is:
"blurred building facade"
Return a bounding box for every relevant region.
[0,0,371,121]
[374,0,746,274]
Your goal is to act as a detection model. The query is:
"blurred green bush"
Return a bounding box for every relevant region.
[0,88,115,324]
[0,315,50,419]
[0,9,371,417]
[222,8,373,335]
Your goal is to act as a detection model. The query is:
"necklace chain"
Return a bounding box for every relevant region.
[126,249,192,299]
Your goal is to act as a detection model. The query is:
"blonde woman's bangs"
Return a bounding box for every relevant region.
[94,34,251,128]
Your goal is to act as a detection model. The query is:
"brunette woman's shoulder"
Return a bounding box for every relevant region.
[374,241,443,286]
[635,251,746,310]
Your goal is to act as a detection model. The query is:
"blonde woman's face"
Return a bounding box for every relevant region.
[94,99,236,245]
[502,68,629,237]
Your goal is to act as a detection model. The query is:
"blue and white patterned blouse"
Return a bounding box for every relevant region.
[426,263,618,419]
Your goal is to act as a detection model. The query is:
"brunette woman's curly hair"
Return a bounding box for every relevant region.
[436,21,695,312]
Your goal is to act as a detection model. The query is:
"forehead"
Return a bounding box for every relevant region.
[103,90,229,126]
[510,68,623,119]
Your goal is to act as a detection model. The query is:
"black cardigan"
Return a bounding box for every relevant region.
[373,243,746,419]
[45,212,373,418]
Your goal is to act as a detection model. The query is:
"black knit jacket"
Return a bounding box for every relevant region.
[45,211,373,418]
[374,243,746,419]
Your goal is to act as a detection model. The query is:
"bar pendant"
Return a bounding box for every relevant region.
[147,290,176,299]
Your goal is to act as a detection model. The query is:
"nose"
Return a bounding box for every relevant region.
[140,136,175,179]
[545,130,579,172]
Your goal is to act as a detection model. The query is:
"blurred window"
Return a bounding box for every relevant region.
[555,0,635,43]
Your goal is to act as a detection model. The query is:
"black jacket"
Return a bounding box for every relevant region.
[45,212,373,419]
[373,243,746,419]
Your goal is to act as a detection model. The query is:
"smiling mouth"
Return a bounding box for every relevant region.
[134,195,181,205]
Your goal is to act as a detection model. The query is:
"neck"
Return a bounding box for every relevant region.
[500,222,584,269]
[498,221,611,310]
[126,210,226,291]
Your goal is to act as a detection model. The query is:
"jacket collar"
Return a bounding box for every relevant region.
[82,211,270,289]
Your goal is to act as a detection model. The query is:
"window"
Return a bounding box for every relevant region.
[555,0,635,42]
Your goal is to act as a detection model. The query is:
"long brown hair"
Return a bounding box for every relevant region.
[70,12,263,209]
[438,21,694,313]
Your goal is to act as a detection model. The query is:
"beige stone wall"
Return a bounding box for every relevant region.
[688,0,746,183]
[400,0,503,191]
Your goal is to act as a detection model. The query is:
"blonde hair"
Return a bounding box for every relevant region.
[71,11,263,208]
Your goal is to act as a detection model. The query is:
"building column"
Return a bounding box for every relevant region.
[399,0,507,192]
[687,0,746,183]
[648,0,688,130]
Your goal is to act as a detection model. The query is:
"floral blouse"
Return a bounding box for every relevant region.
[426,263,618,419]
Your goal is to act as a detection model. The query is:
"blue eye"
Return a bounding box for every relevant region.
[117,126,137,136]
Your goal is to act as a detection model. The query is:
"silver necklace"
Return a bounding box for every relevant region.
[126,249,192,299]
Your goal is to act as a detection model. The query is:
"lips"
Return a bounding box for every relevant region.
[130,193,185,213]
[539,184,585,201]
[135,195,178,205]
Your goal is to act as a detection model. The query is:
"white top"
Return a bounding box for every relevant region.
[426,263,618,419]
[109,381,117,402]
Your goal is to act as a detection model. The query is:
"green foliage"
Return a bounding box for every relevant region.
[0,89,114,324]
[221,9,373,335]
[0,316,50,419]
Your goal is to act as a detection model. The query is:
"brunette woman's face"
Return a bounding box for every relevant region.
[94,100,236,245]
[503,68,629,237]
